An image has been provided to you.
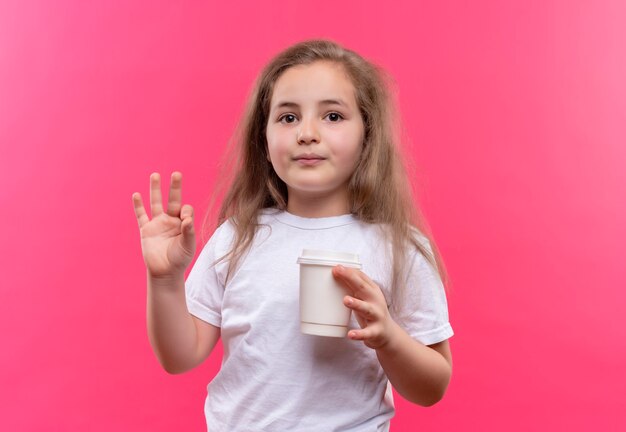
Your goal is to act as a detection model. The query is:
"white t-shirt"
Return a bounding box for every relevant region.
[185,209,453,431]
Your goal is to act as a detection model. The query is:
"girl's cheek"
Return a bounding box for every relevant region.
[277,132,294,147]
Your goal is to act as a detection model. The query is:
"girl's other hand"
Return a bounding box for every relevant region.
[132,172,196,278]
[332,266,395,350]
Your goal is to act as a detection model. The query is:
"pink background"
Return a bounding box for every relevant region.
[1,1,625,430]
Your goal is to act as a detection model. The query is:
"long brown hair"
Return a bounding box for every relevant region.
[206,39,448,310]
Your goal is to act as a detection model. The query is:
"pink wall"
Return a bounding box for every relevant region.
[1,1,625,430]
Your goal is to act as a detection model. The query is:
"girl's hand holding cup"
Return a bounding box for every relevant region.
[332,265,396,350]
[132,172,196,279]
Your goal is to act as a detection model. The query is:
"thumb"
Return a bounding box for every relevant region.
[179,204,195,254]
[181,216,196,252]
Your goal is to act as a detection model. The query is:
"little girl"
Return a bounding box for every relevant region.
[133,39,453,431]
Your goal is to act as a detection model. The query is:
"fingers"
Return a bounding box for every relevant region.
[344,295,391,348]
[150,173,164,216]
[346,294,377,317]
[132,192,150,228]
[333,265,375,298]
[147,171,186,218]
[180,204,195,237]
[167,172,183,216]
[335,267,394,348]
[180,203,194,221]
[343,304,379,344]
[347,327,374,341]
[180,204,196,253]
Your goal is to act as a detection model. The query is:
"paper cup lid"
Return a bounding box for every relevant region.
[296,249,361,268]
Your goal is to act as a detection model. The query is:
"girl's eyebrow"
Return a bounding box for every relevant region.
[272,99,348,110]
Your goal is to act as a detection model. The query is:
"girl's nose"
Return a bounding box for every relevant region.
[297,118,320,145]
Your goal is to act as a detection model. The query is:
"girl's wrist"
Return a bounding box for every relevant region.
[147,270,186,288]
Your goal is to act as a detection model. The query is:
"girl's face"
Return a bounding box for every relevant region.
[266,61,365,216]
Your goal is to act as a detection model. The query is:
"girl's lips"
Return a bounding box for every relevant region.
[294,157,325,166]
[293,154,326,166]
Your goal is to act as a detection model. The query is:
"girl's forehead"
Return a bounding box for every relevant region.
[270,61,357,108]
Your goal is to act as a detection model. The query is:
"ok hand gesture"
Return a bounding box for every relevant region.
[132,172,196,278]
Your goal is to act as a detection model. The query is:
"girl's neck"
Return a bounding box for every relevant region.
[286,190,351,218]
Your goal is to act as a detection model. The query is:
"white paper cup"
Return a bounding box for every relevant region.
[297,249,362,337]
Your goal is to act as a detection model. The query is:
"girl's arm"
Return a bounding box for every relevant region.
[373,322,452,406]
[147,272,220,374]
[332,265,452,406]
[133,172,220,374]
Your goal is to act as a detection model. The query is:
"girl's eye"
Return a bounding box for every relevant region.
[279,114,297,124]
[278,113,343,123]
[326,112,343,122]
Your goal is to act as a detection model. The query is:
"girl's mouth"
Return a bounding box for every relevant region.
[293,154,326,166]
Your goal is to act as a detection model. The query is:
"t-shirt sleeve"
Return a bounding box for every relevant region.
[184,224,229,328]
[392,239,454,346]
